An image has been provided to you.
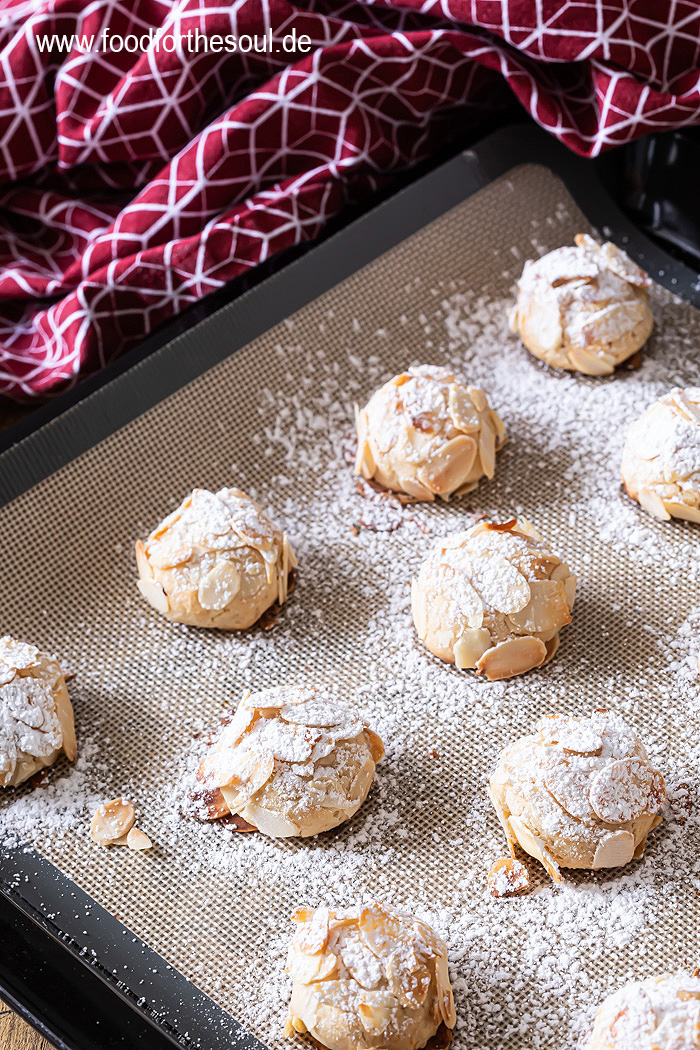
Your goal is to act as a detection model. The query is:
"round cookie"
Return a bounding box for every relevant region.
[509,234,653,375]
[622,388,700,523]
[0,636,76,787]
[285,901,456,1050]
[488,711,665,882]
[354,365,505,501]
[135,487,296,630]
[410,517,575,680]
[198,685,384,837]
[585,973,700,1049]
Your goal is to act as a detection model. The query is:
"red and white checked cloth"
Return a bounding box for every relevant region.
[1,0,700,399]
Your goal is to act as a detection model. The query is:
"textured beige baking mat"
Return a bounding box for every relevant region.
[1,164,699,1050]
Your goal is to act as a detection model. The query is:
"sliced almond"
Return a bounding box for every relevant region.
[295,906,330,954]
[487,856,530,897]
[478,423,496,479]
[544,766,593,820]
[417,435,477,495]
[197,561,241,610]
[592,830,636,868]
[218,752,275,812]
[510,516,544,542]
[447,384,480,432]
[637,487,671,521]
[386,949,430,1009]
[541,634,560,665]
[435,950,456,1028]
[567,344,614,376]
[507,816,562,882]
[589,759,665,824]
[126,827,153,851]
[486,784,516,857]
[466,552,531,614]
[400,475,435,501]
[55,679,77,763]
[289,948,338,985]
[486,519,517,534]
[453,628,492,669]
[136,576,170,614]
[190,783,231,822]
[507,579,571,634]
[563,574,577,610]
[90,798,136,845]
[476,636,547,680]
[467,386,487,412]
[556,721,603,756]
[363,728,385,763]
[663,501,700,524]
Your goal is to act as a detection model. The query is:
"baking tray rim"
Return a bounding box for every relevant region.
[1,122,697,1050]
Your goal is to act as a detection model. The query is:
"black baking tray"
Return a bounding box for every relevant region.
[1,124,698,1050]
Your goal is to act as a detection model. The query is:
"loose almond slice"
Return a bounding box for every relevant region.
[126,827,153,851]
[487,856,530,897]
[476,636,547,680]
[90,798,136,845]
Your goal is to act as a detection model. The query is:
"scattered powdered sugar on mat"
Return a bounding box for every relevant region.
[1,168,699,1050]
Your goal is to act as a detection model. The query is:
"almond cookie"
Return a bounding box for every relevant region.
[411,517,575,680]
[488,712,665,881]
[198,685,384,837]
[0,636,76,787]
[135,487,296,630]
[622,388,700,523]
[285,901,456,1050]
[354,365,505,501]
[584,973,700,1049]
[509,234,653,375]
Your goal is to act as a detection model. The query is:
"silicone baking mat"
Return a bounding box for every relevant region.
[1,159,698,1050]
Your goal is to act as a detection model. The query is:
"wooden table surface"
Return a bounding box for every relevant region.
[1,397,50,1050]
